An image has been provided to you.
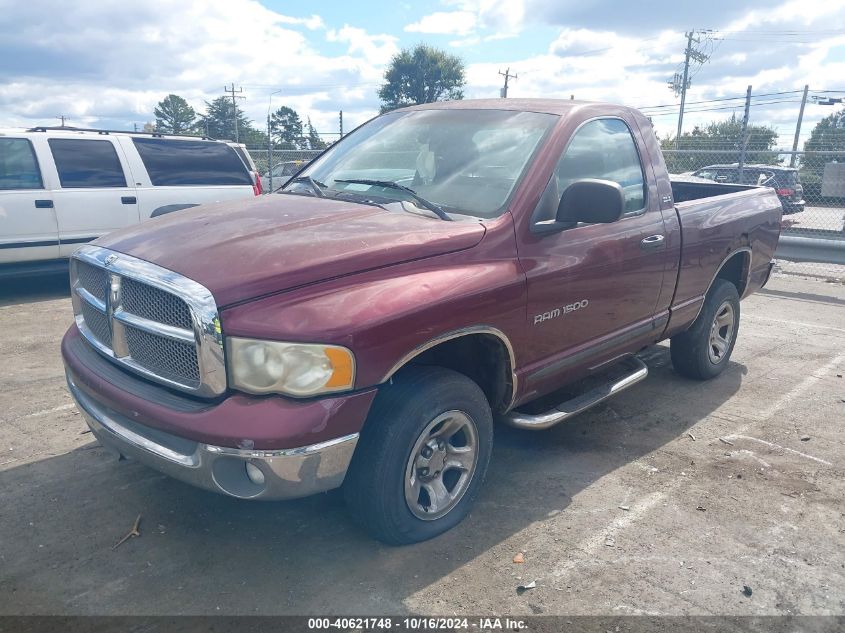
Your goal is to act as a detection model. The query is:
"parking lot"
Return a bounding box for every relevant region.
[785,204,845,233]
[0,271,843,616]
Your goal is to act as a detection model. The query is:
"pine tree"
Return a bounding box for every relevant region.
[199,96,255,141]
[153,94,197,134]
[306,117,327,150]
[270,106,304,148]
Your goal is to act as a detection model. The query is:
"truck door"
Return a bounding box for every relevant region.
[0,136,59,265]
[517,117,669,399]
[47,137,140,256]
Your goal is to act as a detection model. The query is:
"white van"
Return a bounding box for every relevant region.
[0,127,258,277]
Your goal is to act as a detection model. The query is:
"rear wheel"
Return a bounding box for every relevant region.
[343,366,493,544]
[671,279,740,380]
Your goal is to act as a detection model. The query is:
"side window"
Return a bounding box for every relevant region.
[48,139,127,188]
[555,119,646,214]
[132,138,253,186]
[0,138,43,190]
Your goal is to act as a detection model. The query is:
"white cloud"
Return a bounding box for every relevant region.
[275,14,325,30]
[0,0,395,136]
[464,6,845,146]
[1,0,843,148]
[326,25,399,66]
[723,0,845,31]
[451,0,526,33]
[405,11,477,35]
[405,1,526,43]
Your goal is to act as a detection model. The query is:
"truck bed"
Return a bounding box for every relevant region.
[663,179,783,338]
[670,175,754,204]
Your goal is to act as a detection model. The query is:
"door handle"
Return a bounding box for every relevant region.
[640,234,665,249]
[34,199,53,209]
[121,196,137,205]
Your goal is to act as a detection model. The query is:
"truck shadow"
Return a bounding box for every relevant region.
[0,271,70,307]
[0,345,746,615]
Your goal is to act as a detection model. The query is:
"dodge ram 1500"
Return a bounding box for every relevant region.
[61,99,781,543]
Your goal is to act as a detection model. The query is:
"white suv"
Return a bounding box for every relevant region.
[0,127,259,276]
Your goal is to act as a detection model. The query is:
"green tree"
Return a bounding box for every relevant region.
[199,96,255,141]
[378,44,465,113]
[660,114,779,172]
[306,117,327,150]
[804,107,845,152]
[154,94,197,134]
[801,107,845,182]
[270,106,304,148]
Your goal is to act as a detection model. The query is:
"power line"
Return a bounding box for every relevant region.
[641,97,805,113]
[639,89,805,110]
[644,98,804,117]
[713,29,845,34]
[240,81,381,91]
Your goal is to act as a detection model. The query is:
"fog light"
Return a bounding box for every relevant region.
[245,462,265,485]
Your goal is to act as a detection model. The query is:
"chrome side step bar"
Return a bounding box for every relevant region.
[504,356,649,430]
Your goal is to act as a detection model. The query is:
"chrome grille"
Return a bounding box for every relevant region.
[122,277,193,330]
[125,327,200,383]
[76,261,108,302]
[70,246,226,397]
[80,300,112,347]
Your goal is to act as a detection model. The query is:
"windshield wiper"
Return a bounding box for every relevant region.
[283,176,326,198]
[334,179,452,221]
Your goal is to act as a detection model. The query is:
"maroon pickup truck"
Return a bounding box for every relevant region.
[61,99,781,544]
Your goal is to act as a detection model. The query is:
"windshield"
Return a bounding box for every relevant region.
[286,109,557,218]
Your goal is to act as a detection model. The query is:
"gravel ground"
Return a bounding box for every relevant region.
[0,271,843,617]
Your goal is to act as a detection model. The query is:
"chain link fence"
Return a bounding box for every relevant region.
[244,147,322,193]
[665,149,845,279]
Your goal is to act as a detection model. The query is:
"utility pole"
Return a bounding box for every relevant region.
[267,112,273,193]
[57,115,67,127]
[498,68,517,98]
[223,83,245,142]
[670,30,710,148]
[790,84,809,168]
[738,85,752,179]
[674,31,695,148]
[339,110,343,138]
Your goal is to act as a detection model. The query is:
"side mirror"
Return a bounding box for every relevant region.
[556,179,625,225]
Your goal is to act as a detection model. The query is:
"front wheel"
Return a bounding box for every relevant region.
[670,278,740,380]
[343,366,493,544]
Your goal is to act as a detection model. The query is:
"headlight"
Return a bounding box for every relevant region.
[227,337,355,397]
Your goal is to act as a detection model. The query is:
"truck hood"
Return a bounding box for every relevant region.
[95,194,486,306]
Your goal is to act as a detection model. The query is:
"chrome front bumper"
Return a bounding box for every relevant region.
[67,373,359,500]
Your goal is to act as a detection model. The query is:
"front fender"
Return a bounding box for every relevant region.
[220,248,526,390]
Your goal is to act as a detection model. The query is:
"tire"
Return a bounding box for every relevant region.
[670,278,740,380]
[343,366,494,544]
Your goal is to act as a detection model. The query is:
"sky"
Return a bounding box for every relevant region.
[1,0,844,146]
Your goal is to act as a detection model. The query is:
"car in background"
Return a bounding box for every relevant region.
[0,127,258,277]
[261,160,306,192]
[692,163,805,214]
[226,142,262,195]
